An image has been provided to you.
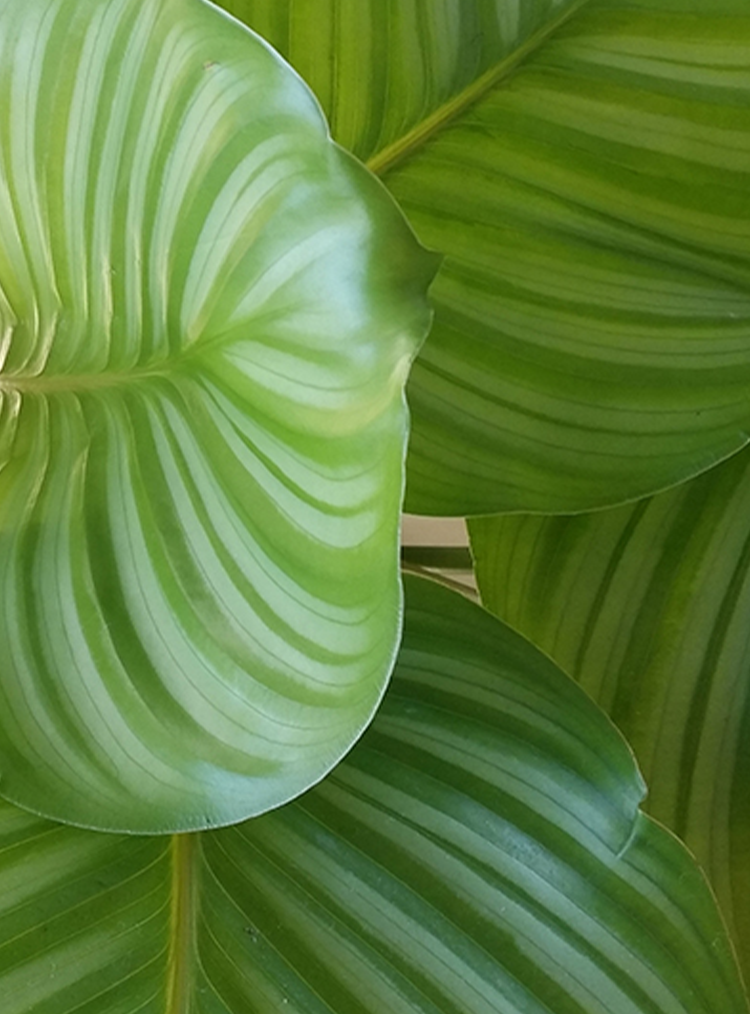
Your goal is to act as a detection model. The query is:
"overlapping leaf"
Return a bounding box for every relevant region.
[0,0,436,832]
[470,448,750,981]
[224,0,750,514]
[1,575,746,1013]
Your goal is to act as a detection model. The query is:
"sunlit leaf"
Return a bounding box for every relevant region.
[1,576,747,1014]
[0,0,436,832]
[224,0,750,514]
[470,447,750,982]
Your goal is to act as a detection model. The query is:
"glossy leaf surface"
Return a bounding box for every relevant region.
[470,449,750,981]
[224,0,750,514]
[1,575,747,1013]
[0,0,436,832]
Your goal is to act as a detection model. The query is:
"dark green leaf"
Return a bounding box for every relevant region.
[470,447,750,982]
[1,576,746,1013]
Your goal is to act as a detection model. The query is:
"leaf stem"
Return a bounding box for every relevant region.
[401,561,478,601]
[166,833,200,1014]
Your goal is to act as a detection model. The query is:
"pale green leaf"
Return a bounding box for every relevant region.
[470,447,750,982]
[0,0,436,833]
[0,576,746,1013]
[223,0,750,514]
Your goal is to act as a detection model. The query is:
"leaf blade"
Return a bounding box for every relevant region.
[1,577,746,1013]
[394,3,750,513]
[0,0,436,832]
[470,447,750,984]
[222,0,750,515]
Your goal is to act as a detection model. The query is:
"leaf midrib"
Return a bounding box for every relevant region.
[0,365,171,394]
[366,0,592,177]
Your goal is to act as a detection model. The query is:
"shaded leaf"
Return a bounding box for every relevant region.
[470,447,750,982]
[0,0,436,832]
[221,0,587,166]
[1,576,746,1013]
[224,0,750,514]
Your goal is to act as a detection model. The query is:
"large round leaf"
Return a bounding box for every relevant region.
[0,0,436,832]
[1,576,747,1013]
[223,0,750,515]
[470,449,750,981]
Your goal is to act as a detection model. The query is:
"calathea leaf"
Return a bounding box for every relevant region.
[0,0,436,833]
[223,0,750,515]
[1,575,747,1014]
[470,446,750,983]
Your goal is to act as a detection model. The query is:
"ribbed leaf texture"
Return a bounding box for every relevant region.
[0,0,436,832]
[223,0,750,514]
[470,448,750,984]
[1,576,747,1013]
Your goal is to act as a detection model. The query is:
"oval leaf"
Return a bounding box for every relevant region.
[470,448,750,981]
[0,576,747,1013]
[0,0,436,832]
[224,0,750,515]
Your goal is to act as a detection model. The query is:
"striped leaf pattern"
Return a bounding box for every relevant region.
[0,806,168,1012]
[469,448,750,981]
[2,576,747,1013]
[220,0,584,165]
[0,0,436,832]
[223,0,750,515]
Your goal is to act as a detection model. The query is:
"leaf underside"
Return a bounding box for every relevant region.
[0,576,746,1014]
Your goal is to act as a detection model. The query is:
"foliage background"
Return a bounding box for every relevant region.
[1,0,749,1011]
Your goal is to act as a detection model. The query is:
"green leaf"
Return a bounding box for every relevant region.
[470,448,750,983]
[223,0,750,515]
[219,0,589,166]
[1,576,747,1014]
[0,0,436,833]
